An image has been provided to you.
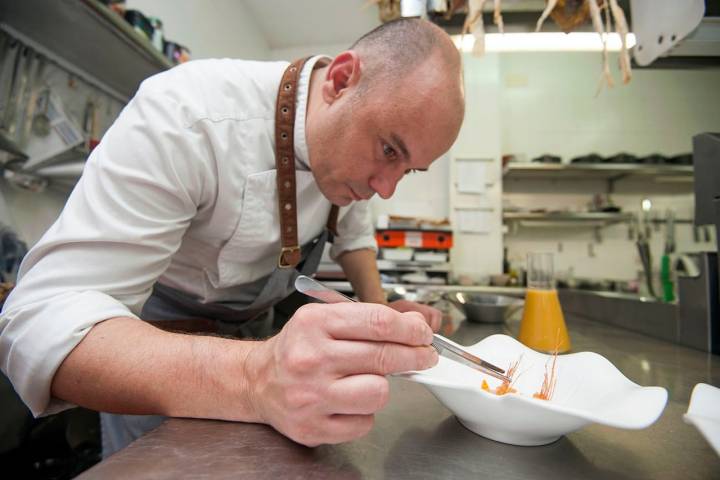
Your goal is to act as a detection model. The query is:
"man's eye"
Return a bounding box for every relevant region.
[383,144,397,159]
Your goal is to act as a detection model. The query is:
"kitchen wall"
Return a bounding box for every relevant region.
[498,51,720,283]
[268,45,720,284]
[5,13,719,286]
[270,43,350,62]
[1,1,272,248]
[126,0,270,60]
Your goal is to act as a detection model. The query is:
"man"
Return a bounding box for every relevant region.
[1,18,465,456]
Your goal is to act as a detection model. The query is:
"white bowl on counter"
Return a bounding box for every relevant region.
[397,334,668,446]
[684,383,720,457]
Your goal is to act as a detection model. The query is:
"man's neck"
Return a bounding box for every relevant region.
[305,65,328,171]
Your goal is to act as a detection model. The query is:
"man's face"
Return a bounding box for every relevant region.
[306,53,463,207]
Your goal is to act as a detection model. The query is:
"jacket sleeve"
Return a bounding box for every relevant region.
[329,200,378,260]
[0,78,215,417]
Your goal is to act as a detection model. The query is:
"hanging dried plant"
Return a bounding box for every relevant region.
[541,0,591,33]
[364,0,401,23]
[462,0,488,56]
[608,0,632,84]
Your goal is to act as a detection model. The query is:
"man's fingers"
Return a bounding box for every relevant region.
[325,374,390,415]
[323,414,375,444]
[387,299,443,332]
[328,340,438,376]
[428,308,442,332]
[317,303,433,346]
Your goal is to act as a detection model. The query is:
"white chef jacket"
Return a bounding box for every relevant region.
[0,55,377,417]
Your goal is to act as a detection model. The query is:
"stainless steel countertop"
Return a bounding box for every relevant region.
[78,308,720,480]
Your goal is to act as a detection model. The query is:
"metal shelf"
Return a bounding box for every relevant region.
[377,259,451,273]
[503,212,634,227]
[503,163,694,182]
[0,0,172,101]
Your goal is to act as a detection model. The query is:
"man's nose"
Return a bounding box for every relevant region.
[369,170,402,199]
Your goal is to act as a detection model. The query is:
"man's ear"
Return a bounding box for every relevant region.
[322,51,361,104]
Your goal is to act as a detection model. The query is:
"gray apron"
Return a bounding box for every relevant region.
[100,229,330,457]
[100,57,338,458]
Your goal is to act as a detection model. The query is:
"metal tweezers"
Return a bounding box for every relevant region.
[295,275,511,383]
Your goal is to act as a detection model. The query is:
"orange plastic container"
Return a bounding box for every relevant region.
[375,230,405,248]
[375,230,453,249]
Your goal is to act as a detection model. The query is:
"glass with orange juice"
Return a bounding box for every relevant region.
[518,252,572,353]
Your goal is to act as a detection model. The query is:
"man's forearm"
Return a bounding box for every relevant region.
[336,248,386,304]
[51,316,261,422]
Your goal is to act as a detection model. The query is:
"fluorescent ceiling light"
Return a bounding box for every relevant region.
[453,32,637,52]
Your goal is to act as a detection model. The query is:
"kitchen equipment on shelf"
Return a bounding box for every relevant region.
[380,247,414,262]
[638,153,669,164]
[570,153,603,164]
[294,275,509,382]
[669,152,693,165]
[445,292,524,324]
[604,152,637,164]
[413,251,447,263]
[531,154,561,164]
[518,252,571,353]
[397,334,668,446]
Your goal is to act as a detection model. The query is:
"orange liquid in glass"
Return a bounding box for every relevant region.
[518,288,571,353]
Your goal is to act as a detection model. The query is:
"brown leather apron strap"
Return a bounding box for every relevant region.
[276,57,340,268]
[276,57,309,268]
[326,204,339,237]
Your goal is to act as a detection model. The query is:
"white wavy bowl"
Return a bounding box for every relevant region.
[684,383,720,456]
[397,334,668,446]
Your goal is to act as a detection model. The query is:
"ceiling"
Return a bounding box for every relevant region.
[243,0,382,50]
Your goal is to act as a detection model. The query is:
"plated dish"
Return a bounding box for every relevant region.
[684,383,720,457]
[398,334,668,446]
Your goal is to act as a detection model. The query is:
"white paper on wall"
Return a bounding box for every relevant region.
[456,208,495,233]
[456,158,492,194]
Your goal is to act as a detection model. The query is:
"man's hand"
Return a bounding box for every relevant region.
[388,300,442,332]
[245,302,438,447]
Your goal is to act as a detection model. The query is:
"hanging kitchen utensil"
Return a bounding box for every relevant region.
[0,39,22,132]
[0,33,15,120]
[83,98,99,151]
[661,209,676,302]
[4,45,33,139]
[20,55,46,147]
[31,88,51,137]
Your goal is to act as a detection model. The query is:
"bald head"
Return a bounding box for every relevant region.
[349,18,464,111]
[305,18,465,205]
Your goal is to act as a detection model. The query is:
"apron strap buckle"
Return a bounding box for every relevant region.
[278,246,301,268]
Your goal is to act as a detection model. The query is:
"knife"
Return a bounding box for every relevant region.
[294,275,510,382]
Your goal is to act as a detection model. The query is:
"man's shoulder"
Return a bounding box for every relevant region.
[170,58,288,84]
[136,59,289,123]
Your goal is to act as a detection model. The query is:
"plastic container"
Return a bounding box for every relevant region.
[381,248,414,262]
[414,251,448,263]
